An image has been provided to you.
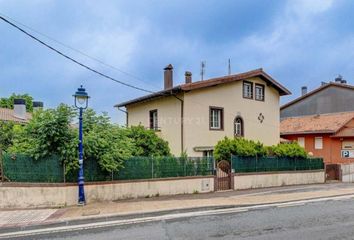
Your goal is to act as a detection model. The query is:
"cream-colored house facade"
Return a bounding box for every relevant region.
[116,66,291,157]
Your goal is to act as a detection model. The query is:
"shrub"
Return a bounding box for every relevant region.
[270,142,308,158]
[214,137,267,161]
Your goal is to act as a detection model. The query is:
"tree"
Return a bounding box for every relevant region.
[0,121,14,150]
[127,125,171,157]
[0,93,34,112]
[8,105,172,175]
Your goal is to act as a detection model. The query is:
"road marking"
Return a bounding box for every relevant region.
[277,203,305,208]
[2,194,354,239]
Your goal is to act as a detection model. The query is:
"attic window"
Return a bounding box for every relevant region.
[243,81,253,99]
[255,84,265,101]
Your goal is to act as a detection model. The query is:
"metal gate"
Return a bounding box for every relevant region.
[326,164,340,181]
[216,160,231,191]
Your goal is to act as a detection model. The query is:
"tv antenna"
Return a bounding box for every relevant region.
[228,58,231,75]
[200,61,206,80]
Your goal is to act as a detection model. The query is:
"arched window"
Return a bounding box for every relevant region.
[234,117,244,137]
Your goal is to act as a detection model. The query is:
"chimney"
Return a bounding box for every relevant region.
[33,101,44,111]
[164,64,173,89]
[185,71,192,84]
[13,99,26,120]
[301,86,308,96]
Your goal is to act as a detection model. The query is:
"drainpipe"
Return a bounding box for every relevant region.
[118,107,128,127]
[173,95,184,154]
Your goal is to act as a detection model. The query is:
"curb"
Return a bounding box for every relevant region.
[1,192,354,235]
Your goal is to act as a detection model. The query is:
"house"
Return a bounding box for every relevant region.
[115,65,291,157]
[0,99,42,124]
[281,76,354,118]
[280,112,354,165]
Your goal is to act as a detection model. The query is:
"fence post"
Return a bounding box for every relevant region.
[63,162,66,183]
[184,158,186,177]
[255,154,258,172]
[151,157,154,179]
[0,148,3,182]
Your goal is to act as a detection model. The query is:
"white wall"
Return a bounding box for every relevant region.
[234,170,325,190]
[0,176,214,209]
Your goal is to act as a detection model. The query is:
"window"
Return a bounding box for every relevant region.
[297,137,305,148]
[209,107,223,130]
[234,117,244,137]
[149,109,158,130]
[315,137,323,149]
[255,84,265,101]
[243,81,253,99]
[203,150,214,157]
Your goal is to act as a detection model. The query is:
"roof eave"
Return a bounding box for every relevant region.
[280,130,335,135]
[114,86,182,108]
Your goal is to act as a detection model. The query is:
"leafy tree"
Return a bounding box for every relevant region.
[0,121,15,150]
[82,109,135,172]
[8,106,171,175]
[9,104,77,173]
[127,125,171,157]
[0,93,34,112]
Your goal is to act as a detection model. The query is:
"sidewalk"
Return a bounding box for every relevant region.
[1,182,354,229]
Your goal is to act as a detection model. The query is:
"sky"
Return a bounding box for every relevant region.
[1,0,354,124]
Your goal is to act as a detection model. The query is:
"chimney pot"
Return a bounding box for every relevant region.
[185,71,192,84]
[13,98,26,120]
[33,101,44,111]
[335,75,343,83]
[164,64,173,90]
[301,86,307,96]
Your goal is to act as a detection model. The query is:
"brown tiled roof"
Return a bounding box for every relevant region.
[280,112,354,135]
[281,82,354,110]
[0,108,32,124]
[115,68,291,107]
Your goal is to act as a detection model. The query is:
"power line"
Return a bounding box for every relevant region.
[0,15,155,94]
[0,12,160,91]
[0,15,285,129]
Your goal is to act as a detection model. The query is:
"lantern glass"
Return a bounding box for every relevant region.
[73,85,89,109]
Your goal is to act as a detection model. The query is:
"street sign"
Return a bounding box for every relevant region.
[341,150,354,158]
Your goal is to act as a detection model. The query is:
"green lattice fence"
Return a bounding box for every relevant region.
[1,152,64,182]
[231,155,324,173]
[1,152,214,183]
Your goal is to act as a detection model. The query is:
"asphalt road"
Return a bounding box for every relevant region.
[8,196,354,240]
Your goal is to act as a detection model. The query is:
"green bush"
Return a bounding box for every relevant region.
[214,137,308,161]
[214,137,267,161]
[270,142,308,158]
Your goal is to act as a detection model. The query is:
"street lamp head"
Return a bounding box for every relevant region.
[73,85,89,109]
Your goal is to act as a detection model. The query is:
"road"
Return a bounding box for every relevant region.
[6,195,354,240]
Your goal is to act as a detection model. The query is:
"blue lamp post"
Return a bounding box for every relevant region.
[73,85,89,205]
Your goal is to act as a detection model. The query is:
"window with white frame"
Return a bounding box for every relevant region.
[297,137,305,148]
[149,109,158,130]
[234,117,244,137]
[210,107,223,130]
[315,137,323,149]
[255,84,265,101]
[243,81,253,99]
